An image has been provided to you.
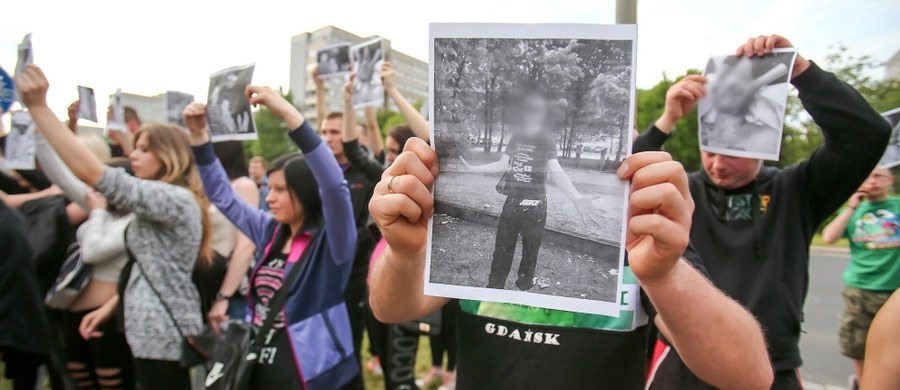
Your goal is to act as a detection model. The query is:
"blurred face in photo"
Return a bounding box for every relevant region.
[712,57,755,114]
[224,73,239,89]
[512,92,549,137]
[701,151,763,189]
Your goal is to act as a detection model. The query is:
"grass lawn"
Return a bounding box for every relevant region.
[1,333,441,390]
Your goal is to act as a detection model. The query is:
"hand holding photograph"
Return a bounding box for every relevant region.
[878,108,900,169]
[207,64,257,142]
[14,33,33,103]
[5,111,36,170]
[317,42,352,78]
[351,38,385,109]
[165,91,194,127]
[698,50,798,160]
[427,23,635,316]
[77,86,98,123]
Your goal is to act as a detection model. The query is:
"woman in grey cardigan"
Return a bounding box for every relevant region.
[17,64,212,390]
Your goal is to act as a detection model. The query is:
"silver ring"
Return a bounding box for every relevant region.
[388,175,397,193]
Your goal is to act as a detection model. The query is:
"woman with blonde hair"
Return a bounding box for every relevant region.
[17,64,211,390]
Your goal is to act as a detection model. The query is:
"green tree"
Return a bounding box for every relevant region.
[243,90,299,162]
[635,70,702,171]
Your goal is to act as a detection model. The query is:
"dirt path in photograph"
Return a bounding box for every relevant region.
[430,214,620,302]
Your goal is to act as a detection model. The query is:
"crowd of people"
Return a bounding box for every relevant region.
[0,33,898,390]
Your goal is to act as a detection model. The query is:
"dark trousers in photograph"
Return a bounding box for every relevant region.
[488,196,547,290]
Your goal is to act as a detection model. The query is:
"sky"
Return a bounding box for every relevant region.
[2,0,898,127]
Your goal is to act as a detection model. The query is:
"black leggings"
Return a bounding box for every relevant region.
[133,359,191,390]
[428,300,459,371]
[60,309,135,389]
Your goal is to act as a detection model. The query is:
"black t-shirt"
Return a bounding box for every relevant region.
[456,248,704,390]
[497,132,558,198]
[250,251,303,388]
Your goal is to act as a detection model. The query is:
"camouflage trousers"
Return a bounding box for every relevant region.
[839,286,894,359]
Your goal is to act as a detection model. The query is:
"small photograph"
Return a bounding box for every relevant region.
[207,63,257,142]
[5,112,36,170]
[698,50,798,161]
[350,38,384,109]
[427,23,636,316]
[77,86,98,123]
[165,91,194,127]
[14,33,33,103]
[317,42,352,78]
[878,108,900,169]
[107,89,126,133]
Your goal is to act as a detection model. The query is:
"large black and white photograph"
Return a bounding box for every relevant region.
[107,88,126,132]
[350,38,384,109]
[698,50,798,160]
[878,108,900,168]
[207,63,256,141]
[77,86,97,122]
[4,112,36,170]
[317,42,352,78]
[14,33,33,103]
[165,91,194,127]
[426,23,635,316]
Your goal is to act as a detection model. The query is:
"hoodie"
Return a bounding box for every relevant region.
[637,62,891,385]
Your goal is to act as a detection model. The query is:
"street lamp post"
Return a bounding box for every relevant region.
[615,0,637,24]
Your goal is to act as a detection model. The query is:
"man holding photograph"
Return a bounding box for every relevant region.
[369,137,773,388]
[634,35,891,389]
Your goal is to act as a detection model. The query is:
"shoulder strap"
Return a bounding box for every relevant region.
[124,224,187,339]
[251,232,318,348]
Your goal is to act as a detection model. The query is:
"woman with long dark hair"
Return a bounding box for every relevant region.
[183,85,358,389]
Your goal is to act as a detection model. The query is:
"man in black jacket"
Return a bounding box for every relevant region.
[637,35,892,389]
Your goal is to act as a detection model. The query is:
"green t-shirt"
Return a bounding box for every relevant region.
[843,197,900,291]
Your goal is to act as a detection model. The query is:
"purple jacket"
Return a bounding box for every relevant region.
[194,122,358,389]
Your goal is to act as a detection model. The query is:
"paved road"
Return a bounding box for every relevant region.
[800,250,853,387]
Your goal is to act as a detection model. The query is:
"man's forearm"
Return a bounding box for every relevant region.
[387,87,429,140]
[822,208,853,243]
[365,106,383,156]
[548,161,583,202]
[316,85,326,129]
[369,248,447,323]
[343,100,359,141]
[649,260,772,389]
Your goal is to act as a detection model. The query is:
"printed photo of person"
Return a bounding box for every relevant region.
[351,38,384,108]
[698,50,798,160]
[878,108,900,168]
[165,91,194,128]
[428,25,635,316]
[207,64,257,141]
[5,111,36,170]
[77,86,98,122]
[13,33,33,103]
[317,42,352,78]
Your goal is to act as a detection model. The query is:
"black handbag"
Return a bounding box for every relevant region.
[125,244,210,368]
[205,240,310,390]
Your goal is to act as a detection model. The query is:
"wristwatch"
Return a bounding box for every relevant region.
[215,292,233,302]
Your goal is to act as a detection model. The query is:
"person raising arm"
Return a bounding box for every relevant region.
[368,139,772,389]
